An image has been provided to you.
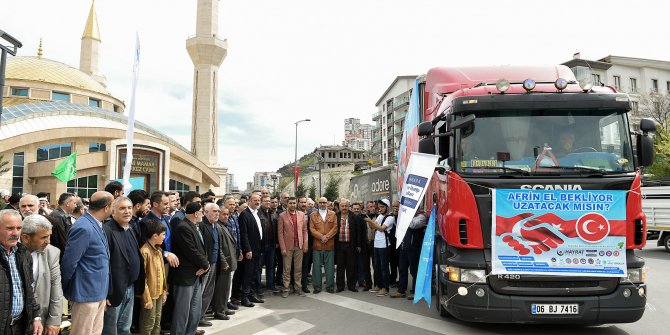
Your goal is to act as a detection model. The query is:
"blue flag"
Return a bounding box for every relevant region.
[413,206,436,307]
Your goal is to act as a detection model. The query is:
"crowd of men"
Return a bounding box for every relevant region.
[0,183,428,335]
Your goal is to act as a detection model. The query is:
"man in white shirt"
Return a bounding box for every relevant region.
[364,199,395,297]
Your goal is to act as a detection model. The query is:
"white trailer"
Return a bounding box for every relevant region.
[642,186,670,252]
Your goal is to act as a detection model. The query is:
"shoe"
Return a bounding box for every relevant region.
[195,331,205,335]
[336,288,345,293]
[271,287,282,293]
[376,288,388,297]
[230,298,241,305]
[213,313,230,320]
[349,287,358,292]
[227,302,239,310]
[302,287,311,294]
[249,296,264,304]
[390,291,406,298]
[407,294,414,300]
[281,290,289,298]
[297,291,307,297]
[225,310,235,315]
[326,288,335,293]
[313,289,321,294]
[241,300,255,308]
[368,287,380,293]
[198,320,212,327]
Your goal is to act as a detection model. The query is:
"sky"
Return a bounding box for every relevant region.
[4,0,670,188]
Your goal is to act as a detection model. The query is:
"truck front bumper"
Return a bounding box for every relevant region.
[440,279,646,324]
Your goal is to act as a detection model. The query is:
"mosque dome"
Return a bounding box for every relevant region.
[6,56,109,95]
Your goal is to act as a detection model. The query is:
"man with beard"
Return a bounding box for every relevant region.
[127,190,149,242]
[298,197,313,293]
[102,197,142,335]
[309,197,337,294]
[198,203,226,327]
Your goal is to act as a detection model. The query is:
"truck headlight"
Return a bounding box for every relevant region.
[446,266,486,283]
[620,267,647,284]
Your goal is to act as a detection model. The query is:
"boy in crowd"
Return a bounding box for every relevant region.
[139,220,168,335]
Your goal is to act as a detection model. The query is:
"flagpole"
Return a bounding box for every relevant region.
[123,33,140,194]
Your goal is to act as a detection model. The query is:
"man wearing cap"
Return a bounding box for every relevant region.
[364,199,395,297]
[5,193,22,212]
[170,202,209,335]
[0,189,10,210]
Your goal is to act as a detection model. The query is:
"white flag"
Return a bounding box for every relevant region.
[395,152,439,249]
[123,33,140,194]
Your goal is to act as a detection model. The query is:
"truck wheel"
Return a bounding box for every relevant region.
[663,234,670,253]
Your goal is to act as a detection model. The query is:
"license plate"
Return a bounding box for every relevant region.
[531,304,579,315]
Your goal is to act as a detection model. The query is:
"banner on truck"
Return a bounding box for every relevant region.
[491,189,627,277]
[395,152,439,249]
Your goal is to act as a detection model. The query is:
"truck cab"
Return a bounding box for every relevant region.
[414,65,655,323]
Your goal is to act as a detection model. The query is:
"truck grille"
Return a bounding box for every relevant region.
[489,275,618,296]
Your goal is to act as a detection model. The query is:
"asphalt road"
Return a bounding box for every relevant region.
[205,244,668,335]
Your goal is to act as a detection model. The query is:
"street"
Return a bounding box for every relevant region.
[205,245,668,335]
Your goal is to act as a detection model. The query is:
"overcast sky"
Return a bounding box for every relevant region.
[4,0,670,187]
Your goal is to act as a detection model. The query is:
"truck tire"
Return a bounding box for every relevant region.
[663,233,670,253]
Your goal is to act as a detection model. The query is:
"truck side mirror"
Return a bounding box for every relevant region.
[636,133,654,167]
[418,121,433,136]
[640,118,657,133]
[418,137,436,155]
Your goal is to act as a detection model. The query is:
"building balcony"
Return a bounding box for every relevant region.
[393,126,402,136]
[393,97,410,110]
[394,112,405,123]
[372,111,382,120]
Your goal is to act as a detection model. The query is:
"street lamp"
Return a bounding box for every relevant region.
[0,29,22,126]
[314,153,323,197]
[294,118,311,195]
[271,174,278,196]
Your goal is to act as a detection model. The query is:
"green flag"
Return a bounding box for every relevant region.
[51,152,77,183]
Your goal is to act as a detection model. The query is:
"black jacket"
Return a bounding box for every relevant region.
[169,218,209,286]
[238,207,263,254]
[103,219,143,307]
[260,208,276,247]
[335,212,363,251]
[200,217,226,269]
[47,208,69,254]
[0,243,40,335]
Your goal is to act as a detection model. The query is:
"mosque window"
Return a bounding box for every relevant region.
[67,175,98,198]
[89,98,101,107]
[52,92,71,102]
[12,152,25,195]
[36,143,73,161]
[169,179,191,194]
[11,88,29,97]
[89,143,106,153]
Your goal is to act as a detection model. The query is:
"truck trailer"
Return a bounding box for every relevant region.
[410,65,655,323]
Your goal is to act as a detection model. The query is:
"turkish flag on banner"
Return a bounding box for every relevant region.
[293,165,300,181]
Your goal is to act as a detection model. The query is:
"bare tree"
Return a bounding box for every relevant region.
[0,154,10,176]
[638,92,670,131]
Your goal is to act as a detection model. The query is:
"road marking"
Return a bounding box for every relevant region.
[252,318,314,335]
[208,305,274,334]
[308,293,449,334]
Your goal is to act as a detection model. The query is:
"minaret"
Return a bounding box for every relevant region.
[186,0,228,166]
[79,0,107,87]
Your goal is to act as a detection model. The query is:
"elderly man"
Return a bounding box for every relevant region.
[199,202,226,327]
[0,209,43,335]
[49,192,77,253]
[20,214,63,335]
[212,206,237,320]
[61,191,114,335]
[102,197,142,335]
[19,194,39,218]
[335,199,362,293]
[0,189,10,210]
[309,197,338,294]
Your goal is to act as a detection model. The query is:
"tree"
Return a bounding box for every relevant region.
[308,183,317,200]
[323,176,341,201]
[639,92,670,179]
[0,154,9,176]
[296,182,306,198]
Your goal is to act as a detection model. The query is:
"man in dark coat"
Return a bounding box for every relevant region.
[335,199,362,292]
[237,194,264,307]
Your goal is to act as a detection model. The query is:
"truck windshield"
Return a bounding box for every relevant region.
[456,109,634,175]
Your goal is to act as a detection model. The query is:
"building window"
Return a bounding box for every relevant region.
[12,152,24,195]
[613,76,621,90]
[52,92,71,102]
[11,88,29,97]
[629,78,637,94]
[652,79,658,93]
[89,143,106,153]
[631,101,639,115]
[67,175,98,198]
[89,98,101,107]
[667,81,670,93]
[36,143,72,161]
[592,74,601,85]
[169,179,190,194]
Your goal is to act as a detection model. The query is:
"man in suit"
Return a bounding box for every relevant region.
[0,209,43,335]
[20,214,63,335]
[238,193,264,307]
[198,202,225,327]
[277,197,308,298]
[61,191,113,335]
[309,197,338,294]
[335,198,362,293]
[48,192,77,254]
[170,202,209,335]
[102,197,142,335]
[212,205,237,320]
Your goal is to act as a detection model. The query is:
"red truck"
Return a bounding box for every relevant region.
[409,65,655,323]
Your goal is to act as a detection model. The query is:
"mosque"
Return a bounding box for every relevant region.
[0,0,228,200]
